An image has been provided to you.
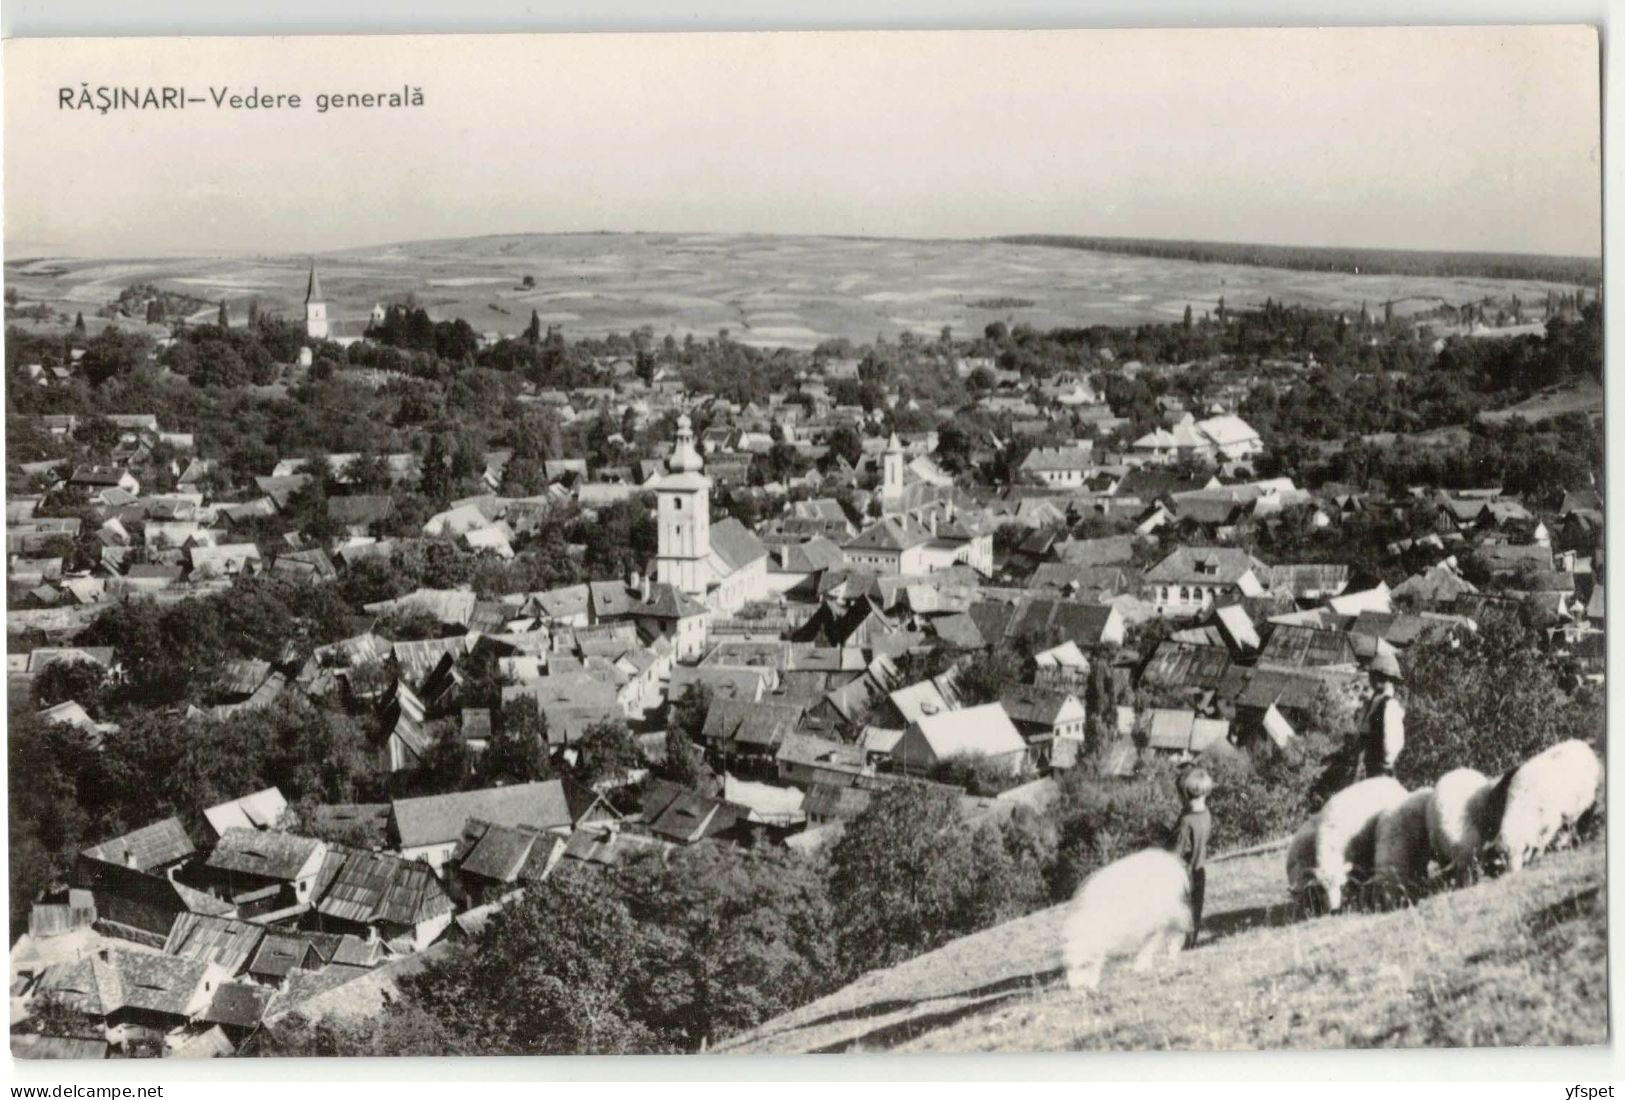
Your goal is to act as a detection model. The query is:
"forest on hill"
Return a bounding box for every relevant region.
[997,235,1602,286]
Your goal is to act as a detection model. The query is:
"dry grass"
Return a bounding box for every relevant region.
[720,841,1605,1055]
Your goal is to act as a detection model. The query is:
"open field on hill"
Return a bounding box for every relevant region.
[720,841,1605,1054]
[1477,378,1605,425]
[4,233,1589,350]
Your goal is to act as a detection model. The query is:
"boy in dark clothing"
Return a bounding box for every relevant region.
[1169,767,1214,949]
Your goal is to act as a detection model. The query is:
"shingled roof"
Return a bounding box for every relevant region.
[391,779,591,851]
[82,817,194,873]
[205,828,324,882]
[314,847,454,928]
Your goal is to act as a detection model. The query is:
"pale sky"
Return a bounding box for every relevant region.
[3,26,1602,258]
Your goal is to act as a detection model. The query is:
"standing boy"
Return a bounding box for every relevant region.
[1169,767,1214,949]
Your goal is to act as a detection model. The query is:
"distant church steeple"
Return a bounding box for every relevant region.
[881,431,905,513]
[304,260,329,340]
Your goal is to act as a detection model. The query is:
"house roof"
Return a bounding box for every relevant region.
[163,912,266,973]
[906,702,1026,760]
[1052,535,1136,567]
[776,731,866,771]
[205,828,323,881]
[201,982,276,1029]
[1391,562,1478,603]
[451,819,557,884]
[1004,597,1120,647]
[887,675,960,724]
[42,948,208,1019]
[391,779,590,850]
[82,817,194,872]
[1144,547,1269,586]
[1257,625,1360,669]
[1141,640,1232,691]
[845,517,931,553]
[998,684,1081,727]
[1195,414,1260,447]
[702,697,806,751]
[1143,709,1232,755]
[315,846,455,928]
[710,517,768,573]
[203,788,288,836]
[250,933,320,980]
[640,780,743,844]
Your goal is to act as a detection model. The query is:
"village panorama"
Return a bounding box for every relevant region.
[2,238,1606,1058]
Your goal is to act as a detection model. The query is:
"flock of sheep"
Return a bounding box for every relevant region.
[1060,738,1602,993]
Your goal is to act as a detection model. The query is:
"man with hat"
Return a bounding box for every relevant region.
[1362,646,1405,779]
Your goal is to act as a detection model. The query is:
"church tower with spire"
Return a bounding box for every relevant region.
[304,261,329,340]
[655,415,712,596]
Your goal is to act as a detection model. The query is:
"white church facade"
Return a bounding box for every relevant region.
[654,415,770,615]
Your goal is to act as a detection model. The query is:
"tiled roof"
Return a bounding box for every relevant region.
[709,517,768,573]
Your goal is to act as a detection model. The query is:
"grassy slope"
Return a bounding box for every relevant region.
[720,841,1605,1054]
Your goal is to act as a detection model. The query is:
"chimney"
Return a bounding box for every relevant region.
[641,572,652,602]
[628,568,640,592]
[929,513,938,536]
[125,851,138,869]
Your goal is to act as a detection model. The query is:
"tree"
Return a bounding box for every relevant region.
[525,310,542,344]
[217,300,230,329]
[824,424,864,469]
[826,784,1041,979]
[72,312,87,339]
[661,725,711,789]
[80,327,148,386]
[573,720,643,789]
[1399,609,1601,787]
[521,275,537,290]
[477,698,553,786]
[395,867,658,1054]
[617,845,834,1048]
[954,646,1024,706]
[31,660,107,711]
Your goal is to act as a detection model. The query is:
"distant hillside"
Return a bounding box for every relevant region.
[998,235,1602,288]
[720,841,1604,1054]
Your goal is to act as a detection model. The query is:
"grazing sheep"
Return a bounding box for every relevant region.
[1304,776,1408,912]
[1060,848,1192,992]
[1285,818,1326,915]
[1426,768,1506,886]
[1371,788,1434,907]
[1495,739,1602,873]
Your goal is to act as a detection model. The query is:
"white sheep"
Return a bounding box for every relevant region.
[1059,848,1192,992]
[1495,739,1602,873]
[1425,767,1505,886]
[1370,787,1434,907]
[1299,776,1409,913]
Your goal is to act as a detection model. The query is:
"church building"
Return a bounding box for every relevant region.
[654,415,769,614]
[304,261,328,341]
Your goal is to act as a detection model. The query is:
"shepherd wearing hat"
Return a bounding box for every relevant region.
[1362,645,1406,779]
